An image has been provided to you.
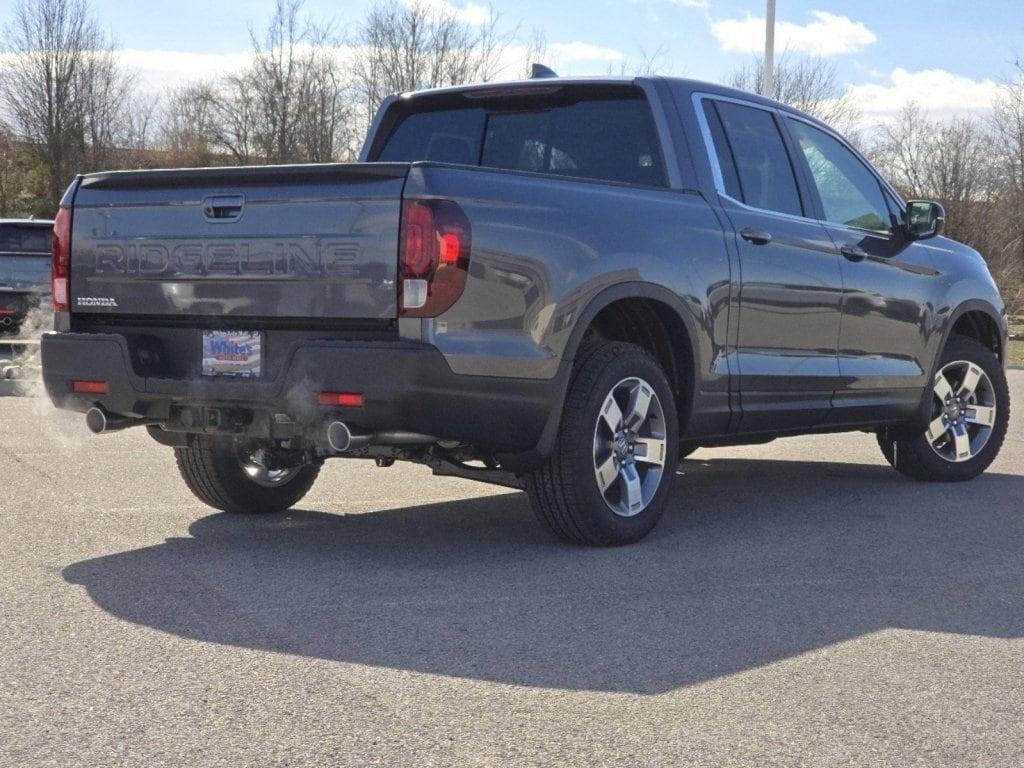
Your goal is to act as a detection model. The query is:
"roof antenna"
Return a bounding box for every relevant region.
[530,63,558,79]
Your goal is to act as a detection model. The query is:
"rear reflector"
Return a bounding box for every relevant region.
[402,279,428,309]
[318,392,364,407]
[72,380,108,394]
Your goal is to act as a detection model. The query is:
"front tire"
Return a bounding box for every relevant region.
[526,342,679,546]
[175,435,320,514]
[879,335,1010,482]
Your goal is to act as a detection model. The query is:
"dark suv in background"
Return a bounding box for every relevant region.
[0,218,53,336]
[41,76,1010,545]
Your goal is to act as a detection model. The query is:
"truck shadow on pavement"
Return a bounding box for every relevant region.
[63,457,1024,694]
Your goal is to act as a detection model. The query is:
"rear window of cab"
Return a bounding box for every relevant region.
[0,225,51,254]
[374,89,668,188]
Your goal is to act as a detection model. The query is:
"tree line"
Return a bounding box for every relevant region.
[0,0,518,214]
[1,0,1021,311]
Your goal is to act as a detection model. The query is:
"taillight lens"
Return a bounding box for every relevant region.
[52,206,72,312]
[399,199,470,317]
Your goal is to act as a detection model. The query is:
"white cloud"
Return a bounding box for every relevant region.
[669,0,709,6]
[413,0,492,26]
[711,10,876,57]
[117,49,252,90]
[548,42,626,63]
[846,68,1000,121]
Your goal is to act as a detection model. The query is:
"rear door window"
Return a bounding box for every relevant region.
[375,94,667,187]
[705,100,804,217]
[480,99,666,186]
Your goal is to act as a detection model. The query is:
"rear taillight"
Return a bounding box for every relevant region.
[399,199,471,317]
[52,206,72,312]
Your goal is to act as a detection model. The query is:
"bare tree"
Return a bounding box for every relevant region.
[990,61,1024,311]
[609,45,671,77]
[875,103,998,234]
[519,28,547,79]
[351,0,508,126]
[201,0,353,164]
[161,83,219,165]
[992,61,1024,199]
[0,126,29,215]
[872,100,1024,313]
[0,0,134,209]
[729,53,861,136]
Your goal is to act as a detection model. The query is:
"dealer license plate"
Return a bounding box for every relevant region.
[201,330,262,378]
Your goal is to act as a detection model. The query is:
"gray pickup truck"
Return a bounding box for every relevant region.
[1,218,53,335]
[41,75,1010,545]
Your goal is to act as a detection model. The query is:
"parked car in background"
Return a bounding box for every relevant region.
[0,218,53,335]
[41,75,1010,545]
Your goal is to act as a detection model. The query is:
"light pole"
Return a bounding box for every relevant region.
[761,0,776,97]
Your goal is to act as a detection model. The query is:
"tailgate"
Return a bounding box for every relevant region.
[68,163,409,320]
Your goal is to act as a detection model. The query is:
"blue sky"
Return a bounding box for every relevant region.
[3,0,1021,121]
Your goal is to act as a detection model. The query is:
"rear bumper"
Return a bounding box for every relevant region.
[41,331,565,454]
[0,291,40,326]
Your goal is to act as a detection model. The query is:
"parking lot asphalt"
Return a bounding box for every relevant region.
[2,372,1023,767]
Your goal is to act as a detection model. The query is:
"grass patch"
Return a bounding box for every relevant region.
[1009,339,1024,369]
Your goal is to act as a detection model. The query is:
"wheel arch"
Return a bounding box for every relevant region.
[943,300,1007,364]
[903,298,1008,436]
[500,282,703,474]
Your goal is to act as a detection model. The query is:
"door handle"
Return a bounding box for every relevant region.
[202,194,245,222]
[841,245,868,262]
[740,227,772,245]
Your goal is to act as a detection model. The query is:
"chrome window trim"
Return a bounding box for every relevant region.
[691,91,905,236]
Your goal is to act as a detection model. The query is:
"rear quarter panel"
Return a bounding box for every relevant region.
[402,164,732,399]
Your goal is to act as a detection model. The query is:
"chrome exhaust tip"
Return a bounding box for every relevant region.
[326,421,354,453]
[85,407,109,434]
[85,407,142,434]
[326,421,378,453]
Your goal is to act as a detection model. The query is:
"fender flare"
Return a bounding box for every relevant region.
[500,281,702,473]
[560,281,703,372]
[941,299,1007,361]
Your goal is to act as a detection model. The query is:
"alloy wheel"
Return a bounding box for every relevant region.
[592,377,668,517]
[926,360,997,463]
[235,442,301,487]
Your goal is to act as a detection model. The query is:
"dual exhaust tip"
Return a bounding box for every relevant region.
[86,410,434,452]
[85,407,136,434]
[326,421,371,453]
[326,421,436,453]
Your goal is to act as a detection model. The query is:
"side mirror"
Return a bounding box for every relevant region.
[905,200,945,240]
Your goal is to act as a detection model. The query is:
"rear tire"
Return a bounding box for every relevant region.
[525,342,679,546]
[175,435,320,514]
[879,335,1010,482]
